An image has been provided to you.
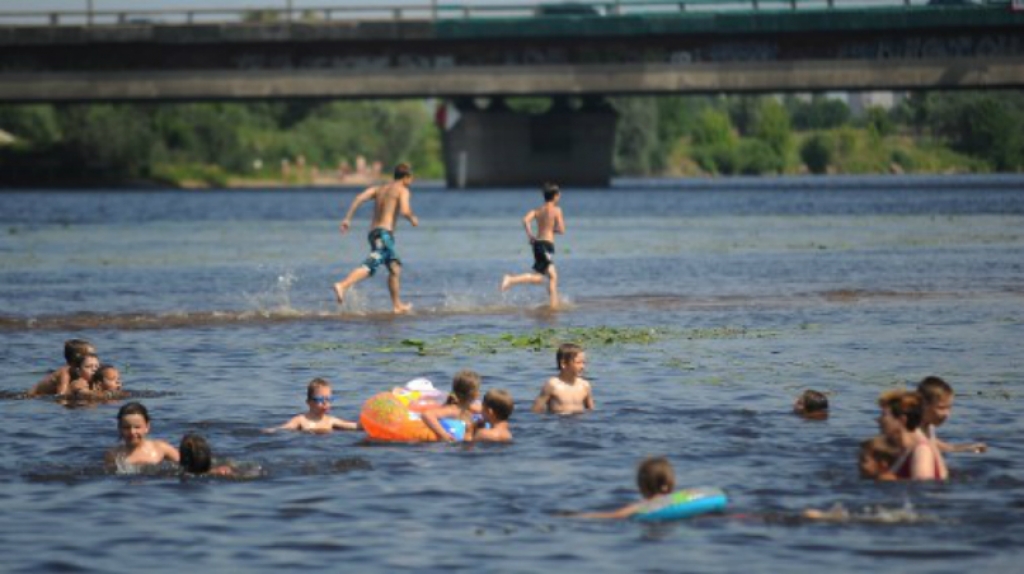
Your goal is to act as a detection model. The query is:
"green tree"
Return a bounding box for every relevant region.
[611,97,659,175]
[800,133,833,174]
[0,104,61,145]
[752,98,791,159]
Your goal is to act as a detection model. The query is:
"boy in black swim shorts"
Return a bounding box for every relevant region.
[500,182,566,309]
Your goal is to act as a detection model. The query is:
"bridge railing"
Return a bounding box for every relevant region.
[0,0,1009,27]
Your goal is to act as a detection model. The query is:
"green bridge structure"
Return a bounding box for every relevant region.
[2,0,1022,186]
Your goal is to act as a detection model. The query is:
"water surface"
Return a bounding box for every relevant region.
[1,175,1022,573]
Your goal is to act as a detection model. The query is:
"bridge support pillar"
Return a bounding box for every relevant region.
[440,97,617,188]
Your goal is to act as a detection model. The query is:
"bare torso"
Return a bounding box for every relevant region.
[535,376,593,414]
[370,181,410,231]
[532,203,564,242]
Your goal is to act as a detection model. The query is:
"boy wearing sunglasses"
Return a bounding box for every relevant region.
[270,378,360,433]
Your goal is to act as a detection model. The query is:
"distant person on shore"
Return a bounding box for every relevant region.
[793,390,829,420]
[27,339,95,397]
[269,378,360,433]
[105,402,180,471]
[917,376,987,454]
[531,343,594,415]
[333,162,419,314]
[473,389,514,443]
[570,457,676,519]
[500,182,566,309]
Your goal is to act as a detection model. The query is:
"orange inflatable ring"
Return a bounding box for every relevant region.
[360,391,444,442]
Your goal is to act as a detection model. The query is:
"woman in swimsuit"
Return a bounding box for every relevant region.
[876,390,948,480]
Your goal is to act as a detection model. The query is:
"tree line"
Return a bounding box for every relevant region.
[0,91,1021,187]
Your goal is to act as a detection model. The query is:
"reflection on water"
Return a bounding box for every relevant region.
[1,177,1022,573]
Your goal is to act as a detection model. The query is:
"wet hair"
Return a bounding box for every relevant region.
[393,162,413,180]
[858,436,898,479]
[556,343,583,371]
[482,389,514,421]
[878,390,924,431]
[63,338,95,364]
[90,364,118,390]
[306,378,331,401]
[797,390,829,414]
[448,370,481,407]
[117,401,150,424]
[180,433,213,474]
[71,352,99,380]
[542,182,560,202]
[637,457,675,498]
[917,376,953,404]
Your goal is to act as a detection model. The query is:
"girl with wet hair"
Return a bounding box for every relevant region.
[104,402,179,471]
[877,390,947,480]
[179,433,234,476]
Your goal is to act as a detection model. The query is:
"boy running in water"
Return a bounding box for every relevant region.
[333,162,419,314]
[501,182,565,309]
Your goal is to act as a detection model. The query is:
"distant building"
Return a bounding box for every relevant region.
[847,91,906,117]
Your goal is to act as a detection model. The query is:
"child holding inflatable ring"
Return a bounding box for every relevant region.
[423,370,481,442]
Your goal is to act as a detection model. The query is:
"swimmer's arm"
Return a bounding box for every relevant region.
[159,441,181,463]
[399,188,418,227]
[572,502,641,520]
[340,186,377,233]
[54,368,73,395]
[531,381,555,414]
[935,438,987,453]
[554,207,565,235]
[422,406,460,442]
[522,209,538,242]
[583,381,595,411]
[330,416,360,431]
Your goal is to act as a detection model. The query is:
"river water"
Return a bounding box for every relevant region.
[1,175,1022,573]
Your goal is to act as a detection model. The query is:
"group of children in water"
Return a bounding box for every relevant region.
[28,335,983,519]
[794,378,986,484]
[28,339,594,478]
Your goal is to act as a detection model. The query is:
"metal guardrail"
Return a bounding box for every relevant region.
[0,0,1006,26]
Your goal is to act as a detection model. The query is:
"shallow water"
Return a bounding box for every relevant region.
[1,175,1022,573]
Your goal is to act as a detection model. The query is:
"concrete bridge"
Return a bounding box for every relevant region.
[2,0,1022,186]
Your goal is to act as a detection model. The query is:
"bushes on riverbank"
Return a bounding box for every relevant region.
[1,91,1021,187]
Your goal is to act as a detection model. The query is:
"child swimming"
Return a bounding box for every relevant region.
[105,402,180,471]
[27,339,95,397]
[877,390,948,480]
[917,376,987,454]
[531,343,594,415]
[473,389,514,443]
[571,456,676,519]
[179,433,235,477]
[422,370,481,442]
[793,389,829,420]
[271,378,360,433]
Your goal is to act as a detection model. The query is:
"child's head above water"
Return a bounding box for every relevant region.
[448,370,481,407]
[878,389,924,433]
[858,435,898,479]
[793,390,829,419]
[637,456,675,499]
[306,377,333,412]
[556,343,585,372]
[917,376,954,428]
[64,338,95,365]
[179,433,213,474]
[73,352,101,382]
[482,389,514,422]
[94,365,121,392]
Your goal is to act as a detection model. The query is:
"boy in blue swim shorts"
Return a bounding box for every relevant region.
[333,163,419,314]
[501,182,565,309]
